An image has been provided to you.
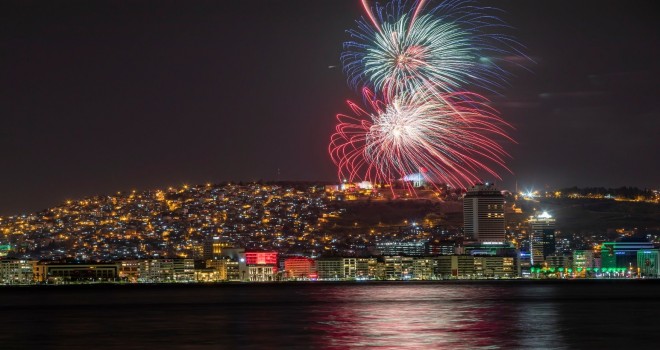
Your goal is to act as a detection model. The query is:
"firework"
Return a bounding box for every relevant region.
[329,88,513,190]
[343,0,521,95]
[330,0,522,191]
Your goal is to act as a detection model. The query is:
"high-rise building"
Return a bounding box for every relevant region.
[463,183,505,243]
[517,251,532,277]
[528,212,556,265]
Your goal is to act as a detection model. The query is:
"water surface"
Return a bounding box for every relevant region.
[1,280,658,349]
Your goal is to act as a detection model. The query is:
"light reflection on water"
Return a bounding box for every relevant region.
[303,284,565,349]
[0,281,658,349]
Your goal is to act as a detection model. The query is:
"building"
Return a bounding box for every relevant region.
[463,183,505,243]
[434,255,476,278]
[203,236,235,260]
[342,258,357,279]
[637,250,660,278]
[528,212,556,265]
[545,255,569,269]
[206,258,240,281]
[383,256,415,280]
[138,259,194,282]
[242,251,278,282]
[375,241,427,256]
[464,242,517,257]
[427,239,458,255]
[413,257,434,280]
[474,256,516,278]
[601,240,654,272]
[173,259,195,282]
[572,250,595,277]
[355,257,379,280]
[0,259,35,284]
[194,268,221,282]
[434,255,514,279]
[284,257,316,280]
[315,257,343,280]
[119,260,139,282]
[246,265,276,282]
[38,263,120,283]
[517,251,532,277]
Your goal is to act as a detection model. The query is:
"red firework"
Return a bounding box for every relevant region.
[329,88,514,191]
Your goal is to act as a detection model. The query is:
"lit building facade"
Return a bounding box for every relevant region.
[375,241,427,256]
[434,255,476,278]
[242,251,278,282]
[528,212,556,265]
[413,257,434,280]
[474,256,516,278]
[138,259,194,282]
[203,237,235,260]
[342,258,357,279]
[119,260,139,282]
[383,256,415,280]
[356,257,379,280]
[601,241,654,270]
[39,263,120,283]
[316,258,343,280]
[463,183,505,243]
[572,250,595,277]
[545,255,569,269]
[207,258,240,281]
[284,257,316,280]
[637,250,660,278]
[518,252,532,277]
[246,265,276,282]
[0,260,35,284]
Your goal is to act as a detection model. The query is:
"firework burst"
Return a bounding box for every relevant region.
[329,88,513,190]
[343,0,522,95]
[330,0,523,191]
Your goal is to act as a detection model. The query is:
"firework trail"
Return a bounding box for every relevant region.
[343,0,523,96]
[329,88,513,190]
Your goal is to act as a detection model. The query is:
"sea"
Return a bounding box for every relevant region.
[1,280,659,349]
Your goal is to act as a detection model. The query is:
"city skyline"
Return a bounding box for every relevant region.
[1,0,658,215]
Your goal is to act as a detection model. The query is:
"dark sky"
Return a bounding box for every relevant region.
[1,0,658,215]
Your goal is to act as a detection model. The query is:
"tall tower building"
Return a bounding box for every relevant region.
[463,183,505,243]
[528,212,556,265]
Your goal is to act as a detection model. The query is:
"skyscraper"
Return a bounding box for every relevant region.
[463,183,505,243]
[528,212,556,265]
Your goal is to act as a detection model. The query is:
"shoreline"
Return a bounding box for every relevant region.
[3,278,660,289]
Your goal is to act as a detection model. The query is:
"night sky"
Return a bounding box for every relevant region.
[1,0,658,215]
